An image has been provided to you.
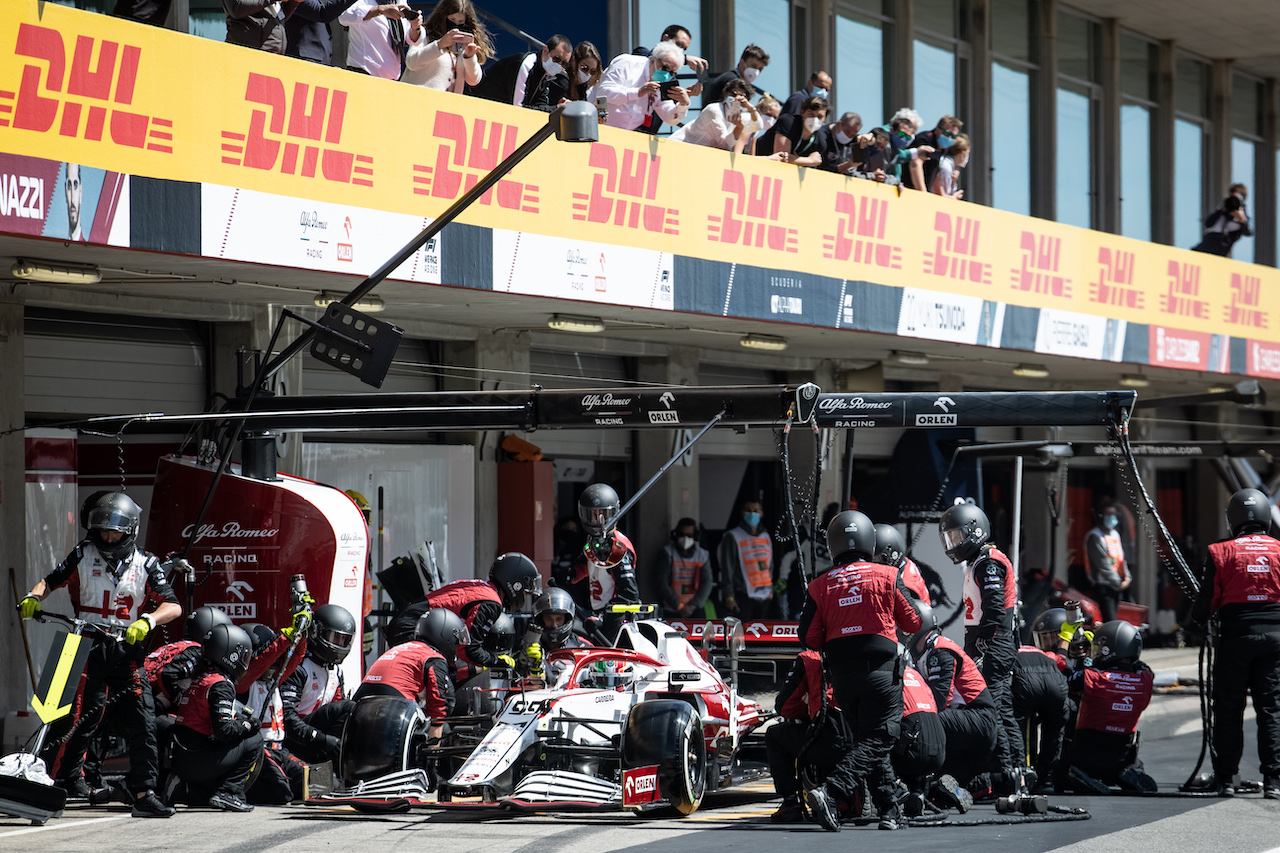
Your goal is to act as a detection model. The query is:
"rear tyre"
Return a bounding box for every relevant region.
[622,700,707,816]
[339,695,426,788]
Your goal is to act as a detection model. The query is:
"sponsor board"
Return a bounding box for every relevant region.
[623,765,660,807]
[1034,309,1126,361]
[897,288,1001,347]
[493,230,673,310]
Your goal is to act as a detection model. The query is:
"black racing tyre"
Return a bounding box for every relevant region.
[339,694,426,788]
[622,699,707,816]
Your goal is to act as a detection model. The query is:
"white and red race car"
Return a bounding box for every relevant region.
[317,615,769,815]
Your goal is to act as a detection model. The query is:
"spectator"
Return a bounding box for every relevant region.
[285,0,356,64]
[756,94,781,132]
[671,79,761,153]
[470,35,570,106]
[931,133,969,198]
[597,40,690,132]
[222,0,293,53]
[912,115,964,190]
[114,0,171,26]
[704,44,769,106]
[783,70,831,116]
[567,41,603,102]
[402,0,492,92]
[717,498,775,618]
[633,24,710,79]
[816,111,863,174]
[887,108,933,188]
[759,95,829,167]
[340,0,423,79]
[855,124,894,180]
[1192,184,1253,257]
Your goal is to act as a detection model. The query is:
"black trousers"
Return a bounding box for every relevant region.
[286,700,354,764]
[1094,586,1121,624]
[1013,667,1069,780]
[892,711,947,790]
[55,641,159,795]
[1071,729,1134,784]
[766,719,846,799]
[969,634,1020,772]
[938,705,998,786]
[1212,630,1280,780]
[249,742,308,804]
[170,728,264,800]
[828,656,902,816]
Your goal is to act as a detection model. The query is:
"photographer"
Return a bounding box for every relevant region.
[597,40,690,132]
[1192,183,1252,257]
[340,0,424,79]
[403,1,493,92]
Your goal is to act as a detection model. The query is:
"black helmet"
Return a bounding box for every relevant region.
[484,613,516,656]
[414,607,469,663]
[902,596,937,655]
[79,490,112,530]
[243,623,277,656]
[1031,608,1068,652]
[1227,488,1271,536]
[1091,620,1142,668]
[578,483,620,536]
[309,603,357,665]
[534,588,576,647]
[873,523,907,568]
[185,605,233,642]
[489,552,541,611]
[826,510,876,565]
[87,492,142,562]
[939,499,990,563]
[203,623,254,681]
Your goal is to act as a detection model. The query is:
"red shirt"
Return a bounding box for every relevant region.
[804,561,921,648]
[778,650,836,720]
[900,559,930,605]
[1207,534,1280,612]
[925,634,988,707]
[362,641,450,718]
[1075,667,1153,735]
[426,579,504,664]
[902,665,937,717]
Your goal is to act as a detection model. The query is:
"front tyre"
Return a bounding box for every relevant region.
[622,700,707,815]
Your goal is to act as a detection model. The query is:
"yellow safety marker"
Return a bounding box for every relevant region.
[31,632,90,723]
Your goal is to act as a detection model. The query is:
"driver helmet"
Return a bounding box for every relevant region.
[533,588,576,648]
[585,659,635,689]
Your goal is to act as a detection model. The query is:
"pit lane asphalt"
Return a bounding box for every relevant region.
[4,649,1279,853]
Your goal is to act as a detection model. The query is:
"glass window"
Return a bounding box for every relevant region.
[190,0,226,41]
[1120,35,1157,101]
[735,0,791,102]
[1057,12,1098,83]
[836,14,886,123]
[991,0,1034,63]
[638,0,703,58]
[1056,87,1092,229]
[1232,75,1262,136]
[914,39,956,126]
[1174,118,1205,250]
[992,62,1031,216]
[1175,56,1210,118]
[1230,137,1256,264]
[1120,104,1153,242]
[915,0,957,38]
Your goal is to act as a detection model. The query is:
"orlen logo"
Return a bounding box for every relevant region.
[1111,695,1134,712]
[3,25,173,152]
[221,74,370,186]
[1247,556,1272,573]
[838,590,863,607]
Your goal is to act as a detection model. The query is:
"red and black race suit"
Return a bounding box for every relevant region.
[388,579,505,667]
[1013,646,1070,780]
[145,640,201,706]
[917,633,993,710]
[360,641,455,718]
[1196,534,1280,633]
[902,664,938,717]
[776,649,835,721]
[800,560,921,658]
[899,559,931,606]
[175,670,257,743]
[1073,665,1153,736]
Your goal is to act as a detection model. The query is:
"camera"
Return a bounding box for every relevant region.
[658,79,678,99]
[402,6,419,20]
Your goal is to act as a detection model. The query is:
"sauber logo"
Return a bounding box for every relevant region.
[4,24,173,152]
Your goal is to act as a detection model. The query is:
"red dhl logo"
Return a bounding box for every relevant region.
[1226,272,1267,328]
[1091,246,1144,309]
[1161,260,1209,319]
[221,73,370,185]
[923,211,991,284]
[2,24,172,152]
[823,190,902,268]
[571,144,676,233]
[708,170,797,252]
[413,112,538,211]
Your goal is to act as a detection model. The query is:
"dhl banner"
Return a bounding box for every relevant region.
[2,2,1279,376]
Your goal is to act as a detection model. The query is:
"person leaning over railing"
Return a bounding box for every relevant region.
[402,0,491,92]
[670,79,761,154]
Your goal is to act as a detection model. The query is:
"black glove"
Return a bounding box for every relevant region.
[322,733,341,756]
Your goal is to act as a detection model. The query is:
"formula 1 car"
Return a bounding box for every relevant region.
[313,612,769,815]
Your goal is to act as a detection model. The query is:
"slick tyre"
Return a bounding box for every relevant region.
[622,700,707,816]
[339,695,427,788]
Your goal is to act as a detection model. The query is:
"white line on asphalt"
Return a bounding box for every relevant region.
[0,816,125,838]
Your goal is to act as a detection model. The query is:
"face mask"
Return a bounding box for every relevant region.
[542,56,562,77]
[652,68,675,84]
[834,129,852,145]
[677,536,695,551]
[803,116,822,133]
[937,134,955,149]
[743,512,761,527]
[577,68,592,85]
[1103,515,1119,530]
[810,86,828,100]
[742,66,761,84]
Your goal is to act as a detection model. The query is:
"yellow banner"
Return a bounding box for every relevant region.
[0,1,1275,346]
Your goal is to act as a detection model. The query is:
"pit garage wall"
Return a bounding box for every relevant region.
[1,2,1279,377]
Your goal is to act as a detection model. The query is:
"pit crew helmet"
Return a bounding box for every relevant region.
[902,596,937,654]
[1227,488,1271,536]
[1091,620,1142,668]
[414,607,469,664]
[86,492,142,562]
[243,622,277,656]
[873,523,907,569]
[309,603,357,665]
[534,588,576,647]
[578,483,620,537]
[489,552,541,611]
[204,623,254,681]
[826,510,876,565]
[185,605,233,643]
[484,613,516,656]
[939,499,990,563]
[1031,608,1069,652]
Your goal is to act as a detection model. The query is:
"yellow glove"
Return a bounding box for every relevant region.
[125,616,152,645]
[1060,621,1083,643]
[525,643,543,665]
[18,596,41,620]
[495,654,516,669]
[282,610,311,640]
